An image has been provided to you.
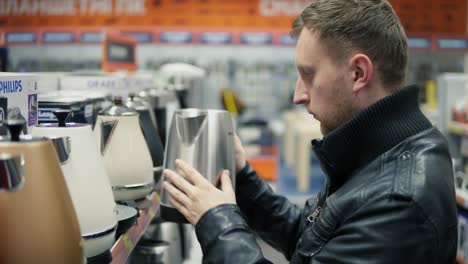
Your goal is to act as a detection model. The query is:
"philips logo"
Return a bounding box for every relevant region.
[0,80,23,94]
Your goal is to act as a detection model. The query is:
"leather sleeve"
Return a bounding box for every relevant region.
[305,195,441,264]
[195,204,272,263]
[235,163,302,258]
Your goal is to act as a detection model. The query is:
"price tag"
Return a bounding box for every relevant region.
[149,208,156,219]
[122,234,134,253]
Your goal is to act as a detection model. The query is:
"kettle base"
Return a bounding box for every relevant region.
[160,204,189,223]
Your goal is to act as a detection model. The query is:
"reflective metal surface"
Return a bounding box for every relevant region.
[126,94,150,112]
[37,122,87,128]
[161,109,235,222]
[100,97,138,116]
[0,154,24,192]
[111,181,154,191]
[127,94,165,173]
[82,225,117,240]
[50,137,71,164]
[100,120,118,155]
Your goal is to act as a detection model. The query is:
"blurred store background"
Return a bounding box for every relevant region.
[2,0,468,263]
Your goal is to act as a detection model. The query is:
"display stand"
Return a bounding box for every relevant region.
[110,192,160,264]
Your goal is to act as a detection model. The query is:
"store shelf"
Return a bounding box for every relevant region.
[110,192,160,264]
[447,121,468,136]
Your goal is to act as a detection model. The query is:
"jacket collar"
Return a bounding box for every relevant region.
[311,85,432,191]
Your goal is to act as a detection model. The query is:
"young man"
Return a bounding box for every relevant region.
[163,0,458,263]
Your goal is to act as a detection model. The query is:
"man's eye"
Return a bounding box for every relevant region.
[302,72,313,81]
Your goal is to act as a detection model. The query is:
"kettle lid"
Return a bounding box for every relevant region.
[1,120,46,143]
[126,93,149,111]
[35,109,88,128]
[100,96,138,116]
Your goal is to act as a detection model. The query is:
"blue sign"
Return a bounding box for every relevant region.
[200,32,232,44]
[407,37,431,49]
[240,33,273,45]
[80,32,103,43]
[123,32,153,43]
[280,34,296,46]
[6,32,37,44]
[42,32,75,43]
[160,32,192,44]
[437,38,468,49]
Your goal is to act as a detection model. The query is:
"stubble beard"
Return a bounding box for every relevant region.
[320,98,359,136]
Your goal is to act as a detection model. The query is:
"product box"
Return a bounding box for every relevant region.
[0,73,38,135]
[59,72,121,95]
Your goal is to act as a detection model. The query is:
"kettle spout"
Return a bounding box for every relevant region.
[175,111,207,145]
[101,120,118,155]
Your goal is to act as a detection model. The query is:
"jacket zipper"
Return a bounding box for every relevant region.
[307,206,322,224]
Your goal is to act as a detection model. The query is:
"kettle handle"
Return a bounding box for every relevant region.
[50,137,71,164]
[0,154,25,191]
[52,109,72,128]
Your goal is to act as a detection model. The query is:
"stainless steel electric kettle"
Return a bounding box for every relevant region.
[160,108,236,222]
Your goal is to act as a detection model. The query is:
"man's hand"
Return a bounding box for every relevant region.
[162,159,236,225]
[234,134,246,172]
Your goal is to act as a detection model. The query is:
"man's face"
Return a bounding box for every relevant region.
[294,28,359,135]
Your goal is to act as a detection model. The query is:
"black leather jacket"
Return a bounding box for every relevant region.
[195,86,458,263]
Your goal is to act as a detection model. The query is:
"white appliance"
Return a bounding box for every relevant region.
[31,110,118,258]
[94,96,154,201]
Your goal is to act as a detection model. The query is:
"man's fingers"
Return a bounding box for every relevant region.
[168,195,190,219]
[234,134,243,150]
[164,168,194,196]
[175,159,208,186]
[163,181,191,206]
[221,170,234,196]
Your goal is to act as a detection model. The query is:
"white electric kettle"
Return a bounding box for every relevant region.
[94,97,154,201]
[31,110,118,260]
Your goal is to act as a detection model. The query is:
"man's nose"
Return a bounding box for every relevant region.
[293,78,309,104]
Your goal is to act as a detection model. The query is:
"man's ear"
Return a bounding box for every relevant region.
[350,54,373,93]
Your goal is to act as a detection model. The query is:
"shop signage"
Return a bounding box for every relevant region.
[122,32,153,44]
[407,37,432,49]
[5,32,36,44]
[279,34,296,46]
[200,32,233,45]
[42,32,75,43]
[102,33,137,72]
[80,32,103,43]
[437,38,468,50]
[0,0,465,34]
[240,33,273,45]
[160,32,192,44]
